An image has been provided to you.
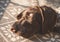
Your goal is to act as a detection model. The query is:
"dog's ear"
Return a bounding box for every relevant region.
[17,10,24,20]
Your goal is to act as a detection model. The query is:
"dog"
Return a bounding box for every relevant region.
[11,6,57,38]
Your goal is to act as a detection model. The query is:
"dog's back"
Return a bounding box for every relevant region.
[40,6,57,33]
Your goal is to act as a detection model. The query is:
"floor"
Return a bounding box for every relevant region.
[0,0,60,42]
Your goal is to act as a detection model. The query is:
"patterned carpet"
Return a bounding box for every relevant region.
[0,0,60,42]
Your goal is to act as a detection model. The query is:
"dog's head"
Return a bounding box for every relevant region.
[11,6,42,37]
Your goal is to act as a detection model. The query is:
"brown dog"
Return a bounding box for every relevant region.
[11,6,57,38]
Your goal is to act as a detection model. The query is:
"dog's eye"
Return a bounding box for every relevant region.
[27,12,30,15]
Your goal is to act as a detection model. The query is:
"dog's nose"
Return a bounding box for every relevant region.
[11,28,16,33]
[11,27,22,36]
[11,21,19,33]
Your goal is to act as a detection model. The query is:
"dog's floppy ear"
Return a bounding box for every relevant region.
[17,10,24,20]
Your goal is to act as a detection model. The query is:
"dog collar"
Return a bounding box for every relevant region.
[39,7,45,33]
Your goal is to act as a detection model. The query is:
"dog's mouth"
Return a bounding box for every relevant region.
[11,21,33,37]
[11,27,33,38]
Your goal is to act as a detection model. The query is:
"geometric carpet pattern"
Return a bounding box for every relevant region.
[0,0,60,42]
